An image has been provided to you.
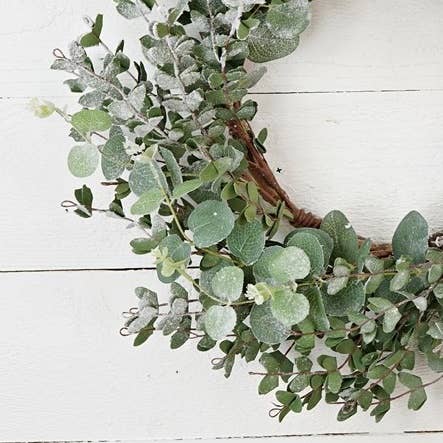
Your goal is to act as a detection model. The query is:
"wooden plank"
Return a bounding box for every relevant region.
[1,0,443,97]
[140,435,443,443]
[2,91,443,270]
[1,270,442,441]
[251,90,443,243]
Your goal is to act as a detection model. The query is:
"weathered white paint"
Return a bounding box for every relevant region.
[1,271,442,442]
[1,0,443,441]
[1,0,443,97]
[2,91,443,270]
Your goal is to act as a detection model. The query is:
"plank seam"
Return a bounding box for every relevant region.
[2,88,443,102]
[0,266,200,274]
[3,431,443,443]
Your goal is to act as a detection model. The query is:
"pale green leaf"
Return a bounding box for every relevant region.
[67,144,99,177]
[270,288,309,326]
[101,135,129,180]
[211,266,244,303]
[250,301,291,345]
[131,188,164,215]
[71,109,112,134]
[204,305,236,341]
[287,231,324,274]
[226,219,265,265]
[392,211,428,264]
[323,281,365,316]
[320,210,359,264]
[188,200,235,248]
[172,179,202,199]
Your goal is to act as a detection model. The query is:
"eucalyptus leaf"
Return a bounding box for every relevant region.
[211,266,244,303]
[392,211,428,264]
[270,289,310,327]
[71,109,112,134]
[204,305,236,341]
[188,200,235,248]
[68,144,99,177]
[226,220,265,265]
[101,135,129,180]
[321,210,359,264]
[250,301,291,345]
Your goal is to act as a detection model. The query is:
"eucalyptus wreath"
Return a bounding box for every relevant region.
[35,0,443,422]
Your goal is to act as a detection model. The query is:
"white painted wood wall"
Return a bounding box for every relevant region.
[1,1,442,441]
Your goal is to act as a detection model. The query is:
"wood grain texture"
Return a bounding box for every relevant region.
[2,91,443,270]
[1,0,443,97]
[1,271,442,441]
[1,0,443,441]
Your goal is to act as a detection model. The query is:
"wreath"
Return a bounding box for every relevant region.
[34,0,443,422]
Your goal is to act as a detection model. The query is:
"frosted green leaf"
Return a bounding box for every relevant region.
[71,109,112,134]
[131,188,164,215]
[160,147,182,187]
[226,220,265,265]
[116,0,148,19]
[327,276,349,295]
[188,200,235,248]
[364,256,385,294]
[398,372,427,411]
[327,371,342,394]
[287,232,324,274]
[305,286,330,330]
[270,288,309,327]
[287,228,334,265]
[392,211,428,264]
[237,66,267,89]
[172,179,202,199]
[67,144,99,177]
[211,266,244,303]
[250,301,291,345]
[128,84,146,110]
[129,161,163,196]
[108,100,133,120]
[200,261,231,303]
[204,305,236,341]
[323,281,365,316]
[101,135,129,180]
[268,246,311,283]
[321,210,359,264]
[248,16,301,63]
[156,234,191,283]
[427,320,443,339]
[368,297,401,333]
[428,264,443,284]
[434,283,443,299]
[390,270,410,292]
[266,0,310,39]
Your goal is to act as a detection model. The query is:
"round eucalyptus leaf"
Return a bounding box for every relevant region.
[322,281,365,316]
[211,266,244,303]
[266,0,310,39]
[247,14,301,63]
[204,305,236,341]
[270,288,310,326]
[67,144,99,177]
[71,109,112,134]
[287,232,324,274]
[250,301,291,345]
[226,219,265,265]
[188,200,235,248]
[253,246,311,284]
[267,246,311,284]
